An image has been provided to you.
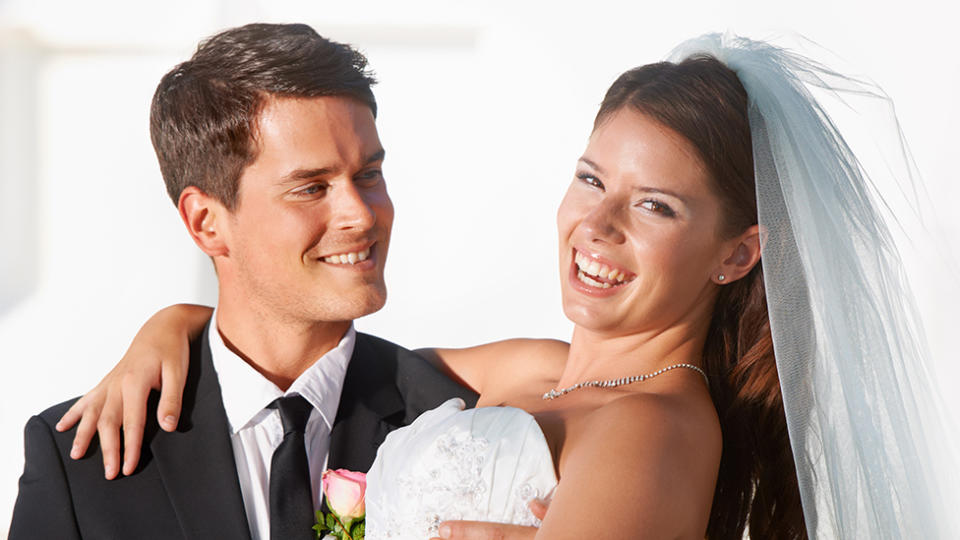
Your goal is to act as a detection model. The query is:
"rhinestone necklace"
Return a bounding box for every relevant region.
[542,363,709,400]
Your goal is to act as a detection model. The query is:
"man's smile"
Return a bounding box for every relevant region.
[321,245,372,265]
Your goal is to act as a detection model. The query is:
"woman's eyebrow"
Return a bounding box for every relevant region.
[578,157,605,174]
[634,186,688,204]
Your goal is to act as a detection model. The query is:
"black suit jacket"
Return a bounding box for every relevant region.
[8,325,478,539]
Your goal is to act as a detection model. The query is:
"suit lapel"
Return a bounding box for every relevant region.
[151,326,252,540]
[327,333,480,473]
[327,333,405,473]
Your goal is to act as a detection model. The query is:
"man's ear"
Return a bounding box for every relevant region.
[178,186,230,258]
[712,224,763,285]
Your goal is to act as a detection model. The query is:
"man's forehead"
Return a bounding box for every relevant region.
[235,96,383,190]
[256,94,376,128]
[254,96,380,157]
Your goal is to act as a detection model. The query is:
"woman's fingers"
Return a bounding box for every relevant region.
[68,396,103,459]
[430,504,548,540]
[97,390,123,480]
[120,374,150,476]
[156,353,187,432]
[528,499,549,521]
[435,521,538,540]
[56,396,86,433]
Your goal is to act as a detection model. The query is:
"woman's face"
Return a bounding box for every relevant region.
[557,107,733,335]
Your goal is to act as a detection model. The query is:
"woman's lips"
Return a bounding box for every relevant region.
[573,249,634,285]
[569,248,636,296]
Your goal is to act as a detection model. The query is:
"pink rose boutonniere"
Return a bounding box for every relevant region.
[314,469,366,540]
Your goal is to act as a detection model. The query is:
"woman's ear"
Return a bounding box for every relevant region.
[178,186,230,258]
[712,224,763,285]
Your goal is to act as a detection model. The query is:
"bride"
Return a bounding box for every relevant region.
[55,34,953,538]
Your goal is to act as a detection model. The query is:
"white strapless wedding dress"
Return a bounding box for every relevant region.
[365,398,559,540]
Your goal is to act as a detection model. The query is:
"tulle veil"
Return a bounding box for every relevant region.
[667,34,960,538]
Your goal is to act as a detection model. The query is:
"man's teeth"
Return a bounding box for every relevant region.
[574,251,628,283]
[324,248,370,264]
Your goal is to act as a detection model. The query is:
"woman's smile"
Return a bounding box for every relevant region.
[569,247,636,296]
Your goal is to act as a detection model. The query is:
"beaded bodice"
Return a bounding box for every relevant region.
[364,399,558,540]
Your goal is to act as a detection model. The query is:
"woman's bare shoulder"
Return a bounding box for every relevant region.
[546,390,720,536]
[440,337,568,356]
[415,338,568,395]
[589,389,721,488]
[588,390,720,448]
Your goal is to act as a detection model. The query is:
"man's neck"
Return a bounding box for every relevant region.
[215,296,352,391]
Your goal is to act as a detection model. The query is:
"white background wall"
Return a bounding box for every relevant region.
[1,0,958,530]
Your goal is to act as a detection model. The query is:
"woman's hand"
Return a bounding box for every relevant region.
[55,304,213,479]
[431,500,548,540]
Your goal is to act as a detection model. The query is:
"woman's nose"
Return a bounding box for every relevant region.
[580,198,626,245]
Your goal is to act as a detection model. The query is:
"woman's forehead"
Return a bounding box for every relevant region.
[585,108,710,190]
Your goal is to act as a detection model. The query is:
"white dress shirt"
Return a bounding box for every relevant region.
[208,311,356,540]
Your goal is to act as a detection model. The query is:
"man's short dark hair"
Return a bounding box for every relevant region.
[149,23,377,208]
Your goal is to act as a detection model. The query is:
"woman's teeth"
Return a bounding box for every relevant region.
[577,270,612,288]
[574,251,629,284]
[324,247,371,264]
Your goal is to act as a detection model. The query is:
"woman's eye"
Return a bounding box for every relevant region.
[639,199,676,217]
[576,172,604,190]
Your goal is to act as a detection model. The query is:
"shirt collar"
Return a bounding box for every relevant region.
[208,309,356,435]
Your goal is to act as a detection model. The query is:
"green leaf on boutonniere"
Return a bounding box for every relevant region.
[313,510,365,540]
[313,510,329,538]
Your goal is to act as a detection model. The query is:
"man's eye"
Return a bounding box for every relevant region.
[356,169,383,186]
[638,199,676,217]
[293,183,327,196]
[576,172,604,190]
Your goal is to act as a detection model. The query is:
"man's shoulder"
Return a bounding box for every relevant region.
[355,331,413,355]
[353,331,479,409]
[17,397,89,494]
[354,332,441,375]
[354,331,432,370]
[14,394,233,539]
[29,396,81,441]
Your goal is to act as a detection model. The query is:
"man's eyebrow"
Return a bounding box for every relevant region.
[365,148,386,165]
[279,148,386,183]
[281,167,335,182]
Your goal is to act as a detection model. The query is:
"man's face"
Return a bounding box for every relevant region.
[218,96,393,324]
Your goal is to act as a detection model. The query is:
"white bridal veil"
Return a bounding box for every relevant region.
[668,34,959,538]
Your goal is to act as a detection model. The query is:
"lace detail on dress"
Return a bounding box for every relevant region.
[380,431,490,538]
[365,399,558,540]
[513,483,544,527]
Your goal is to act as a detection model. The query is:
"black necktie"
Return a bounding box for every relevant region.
[269,395,315,540]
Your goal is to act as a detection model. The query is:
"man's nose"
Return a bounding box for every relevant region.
[331,183,376,231]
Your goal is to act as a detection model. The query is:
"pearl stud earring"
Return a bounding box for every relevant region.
[718,274,726,282]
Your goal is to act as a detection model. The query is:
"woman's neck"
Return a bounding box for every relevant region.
[556,315,712,391]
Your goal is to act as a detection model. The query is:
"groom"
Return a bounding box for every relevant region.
[9,23,533,540]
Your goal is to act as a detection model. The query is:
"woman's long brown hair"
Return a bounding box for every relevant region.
[596,56,806,539]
